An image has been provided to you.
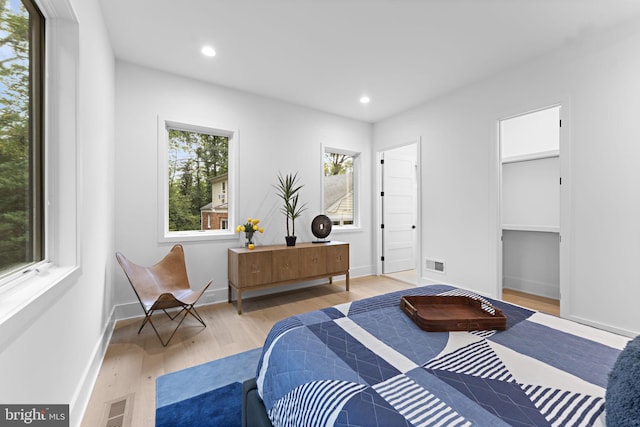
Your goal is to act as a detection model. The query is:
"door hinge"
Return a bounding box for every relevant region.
[381,256,385,261]
[380,159,384,165]
[559,119,562,128]
[381,224,385,229]
[381,191,384,197]
[560,177,562,185]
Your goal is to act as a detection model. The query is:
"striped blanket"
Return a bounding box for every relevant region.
[256,285,628,426]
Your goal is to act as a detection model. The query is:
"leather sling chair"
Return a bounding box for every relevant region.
[116,244,211,346]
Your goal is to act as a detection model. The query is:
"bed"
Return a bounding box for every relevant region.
[246,284,630,426]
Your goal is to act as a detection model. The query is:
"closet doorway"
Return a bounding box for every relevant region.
[499,106,562,314]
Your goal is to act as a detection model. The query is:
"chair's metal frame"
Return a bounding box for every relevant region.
[116,244,212,347]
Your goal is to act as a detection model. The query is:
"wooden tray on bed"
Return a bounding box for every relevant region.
[400,295,507,332]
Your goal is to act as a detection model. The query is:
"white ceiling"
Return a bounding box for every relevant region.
[99,0,640,123]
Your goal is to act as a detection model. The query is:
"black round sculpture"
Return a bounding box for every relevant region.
[311,214,332,243]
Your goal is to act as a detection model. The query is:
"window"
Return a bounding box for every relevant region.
[159,118,237,241]
[0,0,45,279]
[323,148,359,227]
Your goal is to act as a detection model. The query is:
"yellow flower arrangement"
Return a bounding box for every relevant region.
[236,217,264,247]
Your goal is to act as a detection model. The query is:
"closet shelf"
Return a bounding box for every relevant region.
[501,149,559,164]
[502,224,560,233]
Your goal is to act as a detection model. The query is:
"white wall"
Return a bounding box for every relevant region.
[502,157,560,228]
[374,20,640,336]
[501,106,560,159]
[114,62,373,312]
[0,0,116,425]
[503,230,560,299]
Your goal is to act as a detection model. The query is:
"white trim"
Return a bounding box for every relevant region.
[376,150,382,276]
[115,287,229,320]
[564,314,638,339]
[503,276,559,300]
[157,115,238,242]
[502,224,560,233]
[0,265,78,349]
[491,117,502,300]
[44,4,81,269]
[558,100,573,320]
[114,265,374,321]
[37,0,76,17]
[329,225,363,234]
[158,229,236,243]
[70,307,116,427]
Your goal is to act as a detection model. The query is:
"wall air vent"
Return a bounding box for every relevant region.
[425,258,445,273]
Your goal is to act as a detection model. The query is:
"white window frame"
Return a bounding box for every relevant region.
[0,0,80,343]
[0,0,46,285]
[321,145,361,231]
[157,115,238,242]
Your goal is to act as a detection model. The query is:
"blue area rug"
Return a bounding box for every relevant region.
[156,347,262,427]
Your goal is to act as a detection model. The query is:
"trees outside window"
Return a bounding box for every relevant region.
[0,0,44,278]
[167,128,229,232]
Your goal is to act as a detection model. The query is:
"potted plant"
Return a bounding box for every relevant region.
[274,172,307,246]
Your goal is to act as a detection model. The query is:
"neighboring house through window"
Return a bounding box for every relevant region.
[323,148,359,227]
[200,173,228,230]
[0,0,45,280]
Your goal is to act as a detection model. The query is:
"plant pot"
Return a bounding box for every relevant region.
[285,236,297,247]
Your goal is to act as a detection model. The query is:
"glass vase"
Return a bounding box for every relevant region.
[245,232,255,247]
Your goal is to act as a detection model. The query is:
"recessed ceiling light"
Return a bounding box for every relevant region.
[360,96,370,104]
[201,45,216,57]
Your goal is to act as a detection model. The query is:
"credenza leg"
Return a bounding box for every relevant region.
[346,272,350,291]
[237,291,243,315]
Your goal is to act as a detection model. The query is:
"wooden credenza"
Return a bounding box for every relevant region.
[228,241,349,314]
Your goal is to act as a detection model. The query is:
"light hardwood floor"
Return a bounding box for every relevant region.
[502,288,560,317]
[80,276,559,427]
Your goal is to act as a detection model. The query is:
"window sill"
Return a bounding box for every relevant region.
[159,230,237,243]
[330,225,362,233]
[0,265,79,349]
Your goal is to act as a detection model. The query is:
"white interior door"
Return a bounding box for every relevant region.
[382,144,417,274]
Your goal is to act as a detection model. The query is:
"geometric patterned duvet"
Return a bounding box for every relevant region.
[256,285,629,427]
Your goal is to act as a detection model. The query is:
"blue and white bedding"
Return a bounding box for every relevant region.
[255,285,629,427]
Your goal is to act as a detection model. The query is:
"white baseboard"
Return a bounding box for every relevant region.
[564,314,638,339]
[70,306,116,427]
[503,275,559,300]
[418,277,501,300]
[115,286,230,320]
[114,265,374,321]
[418,276,444,286]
